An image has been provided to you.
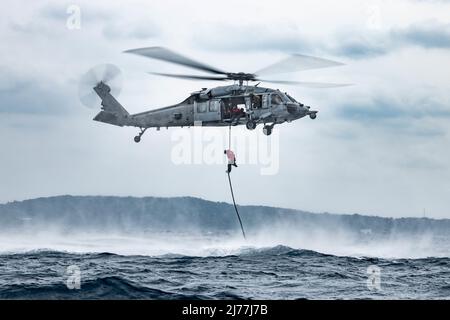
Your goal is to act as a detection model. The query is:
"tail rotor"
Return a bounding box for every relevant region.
[78,64,123,109]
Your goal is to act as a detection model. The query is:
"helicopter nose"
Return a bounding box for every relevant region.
[287,103,309,115]
[287,103,300,114]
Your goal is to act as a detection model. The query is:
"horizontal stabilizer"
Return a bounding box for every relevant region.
[93,111,124,127]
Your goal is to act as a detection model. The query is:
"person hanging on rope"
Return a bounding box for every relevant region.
[224,149,238,173]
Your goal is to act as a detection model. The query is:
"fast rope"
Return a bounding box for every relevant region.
[227,124,246,240]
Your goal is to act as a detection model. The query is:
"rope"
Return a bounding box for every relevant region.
[227,171,246,240]
[226,124,246,240]
[228,122,232,149]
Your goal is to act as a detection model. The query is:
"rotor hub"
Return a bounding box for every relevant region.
[227,72,256,82]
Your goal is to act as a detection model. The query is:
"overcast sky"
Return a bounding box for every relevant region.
[1,0,449,218]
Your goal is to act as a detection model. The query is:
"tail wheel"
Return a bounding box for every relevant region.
[263,126,272,136]
[309,113,317,120]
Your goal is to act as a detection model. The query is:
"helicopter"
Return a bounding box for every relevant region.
[78,47,349,142]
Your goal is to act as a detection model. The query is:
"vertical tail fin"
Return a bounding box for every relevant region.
[93,82,129,127]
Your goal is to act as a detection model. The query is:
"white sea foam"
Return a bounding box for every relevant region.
[0,229,448,259]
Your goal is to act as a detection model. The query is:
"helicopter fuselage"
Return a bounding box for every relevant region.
[93,83,317,141]
[128,85,315,128]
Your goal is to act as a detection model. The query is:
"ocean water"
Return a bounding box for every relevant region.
[0,234,449,299]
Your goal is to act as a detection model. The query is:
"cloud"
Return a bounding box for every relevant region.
[329,33,388,59]
[328,92,450,146]
[102,19,160,40]
[0,77,76,115]
[0,66,78,115]
[0,2,161,116]
[313,22,450,59]
[193,23,315,54]
[391,21,450,49]
[337,96,450,123]
[192,21,450,60]
[409,0,450,3]
[40,3,109,22]
[13,3,161,42]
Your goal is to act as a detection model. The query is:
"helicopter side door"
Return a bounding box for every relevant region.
[194,99,221,123]
[250,94,269,110]
[249,93,270,120]
[262,94,269,109]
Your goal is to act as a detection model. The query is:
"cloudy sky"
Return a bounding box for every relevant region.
[1,0,449,218]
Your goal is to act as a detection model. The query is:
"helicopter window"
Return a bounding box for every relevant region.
[182,96,195,104]
[197,102,207,113]
[262,95,269,108]
[271,94,283,105]
[252,95,262,109]
[209,101,219,112]
[286,94,297,102]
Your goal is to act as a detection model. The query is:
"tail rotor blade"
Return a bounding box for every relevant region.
[102,64,121,83]
[78,64,123,109]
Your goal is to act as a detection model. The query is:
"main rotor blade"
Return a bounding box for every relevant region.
[149,72,229,81]
[255,54,345,76]
[260,79,353,88]
[125,47,226,75]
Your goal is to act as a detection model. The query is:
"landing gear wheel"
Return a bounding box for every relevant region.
[246,120,256,130]
[134,128,147,143]
[263,126,272,136]
[309,113,317,120]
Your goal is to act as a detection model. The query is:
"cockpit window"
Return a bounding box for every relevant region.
[271,94,283,105]
[182,96,195,104]
[286,94,297,102]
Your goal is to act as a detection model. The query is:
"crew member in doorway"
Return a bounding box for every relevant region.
[224,149,238,173]
[230,106,245,124]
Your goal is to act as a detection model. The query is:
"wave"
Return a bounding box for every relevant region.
[235,245,336,258]
[0,245,336,259]
[0,246,448,300]
[2,245,449,264]
[0,276,210,300]
[0,245,318,258]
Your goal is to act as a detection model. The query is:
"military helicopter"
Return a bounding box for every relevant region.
[78,47,348,142]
